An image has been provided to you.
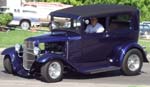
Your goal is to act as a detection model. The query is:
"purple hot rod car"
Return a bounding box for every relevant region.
[1,4,148,82]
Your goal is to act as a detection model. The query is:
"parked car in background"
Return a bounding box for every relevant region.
[1,2,72,30]
[6,6,40,30]
[22,2,73,27]
[142,21,150,27]
[1,4,148,83]
[139,24,150,39]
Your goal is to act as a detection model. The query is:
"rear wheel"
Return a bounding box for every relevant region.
[3,56,13,74]
[41,60,64,83]
[121,49,143,76]
[20,21,31,30]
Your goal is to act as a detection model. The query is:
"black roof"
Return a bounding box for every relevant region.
[50,4,138,19]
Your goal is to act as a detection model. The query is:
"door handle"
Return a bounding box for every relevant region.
[105,33,110,37]
[104,31,110,37]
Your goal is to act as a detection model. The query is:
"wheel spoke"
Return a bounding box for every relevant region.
[130,64,135,69]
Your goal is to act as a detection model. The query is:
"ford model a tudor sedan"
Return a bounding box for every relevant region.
[1,4,148,82]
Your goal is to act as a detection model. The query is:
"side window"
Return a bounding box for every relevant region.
[52,17,71,29]
[109,14,131,31]
[84,17,106,33]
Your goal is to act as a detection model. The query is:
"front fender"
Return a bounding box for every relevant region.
[1,47,29,77]
[1,47,16,62]
[1,47,15,55]
[115,42,148,66]
[36,53,65,63]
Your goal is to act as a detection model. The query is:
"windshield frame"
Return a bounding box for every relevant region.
[50,16,82,34]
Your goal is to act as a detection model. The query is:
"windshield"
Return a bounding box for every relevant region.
[51,17,81,31]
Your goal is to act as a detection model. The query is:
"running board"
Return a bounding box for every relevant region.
[85,66,120,74]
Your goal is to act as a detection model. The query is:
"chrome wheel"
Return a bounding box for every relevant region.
[121,49,143,76]
[41,60,63,82]
[48,62,61,79]
[127,54,140,72]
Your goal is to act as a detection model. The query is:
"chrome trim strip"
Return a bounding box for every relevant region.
[23,51,35,55]
[24,60,36,62]
[66,41,69,60]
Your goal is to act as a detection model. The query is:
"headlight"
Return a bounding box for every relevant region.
[15,44,21,52]
[33,47,40,55]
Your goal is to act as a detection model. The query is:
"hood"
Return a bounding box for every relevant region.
[25,31,81,43]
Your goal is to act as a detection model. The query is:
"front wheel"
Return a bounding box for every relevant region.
[41,60,64,83]
[121,49,143,76]
[3,56,13,74]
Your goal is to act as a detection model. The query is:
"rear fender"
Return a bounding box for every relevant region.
[115,42,148,66]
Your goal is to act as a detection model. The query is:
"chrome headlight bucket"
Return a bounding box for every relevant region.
[33,47,40,55]
[15,44,21,52]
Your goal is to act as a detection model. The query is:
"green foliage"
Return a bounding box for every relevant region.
[37,0,150,21]
[138,39,150,53]
[0,13,13,26]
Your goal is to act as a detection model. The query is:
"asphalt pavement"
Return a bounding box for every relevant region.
[0,50,150,87]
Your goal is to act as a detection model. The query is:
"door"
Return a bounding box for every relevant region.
[81,32,113,62]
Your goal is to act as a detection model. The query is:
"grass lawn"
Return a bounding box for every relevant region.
[0,30,44,48]
[138,39,150,53]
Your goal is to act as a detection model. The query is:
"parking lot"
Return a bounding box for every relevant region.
[0,50,150,87]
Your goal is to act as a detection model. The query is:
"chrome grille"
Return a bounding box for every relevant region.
[23,41,35,70]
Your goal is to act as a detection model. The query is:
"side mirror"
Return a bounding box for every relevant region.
[84,19,90,24]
